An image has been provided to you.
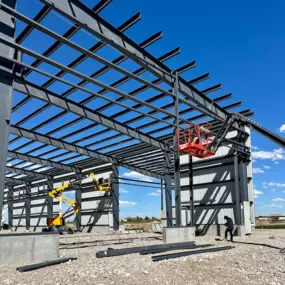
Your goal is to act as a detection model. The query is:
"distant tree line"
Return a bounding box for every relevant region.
[120,216,159,223]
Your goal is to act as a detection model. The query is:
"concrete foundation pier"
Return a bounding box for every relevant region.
[163,226,195,243]
[0,232,59,265]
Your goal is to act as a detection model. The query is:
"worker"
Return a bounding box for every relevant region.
[224,215,234,242]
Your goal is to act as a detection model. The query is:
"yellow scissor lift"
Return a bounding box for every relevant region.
[44,172,112,233]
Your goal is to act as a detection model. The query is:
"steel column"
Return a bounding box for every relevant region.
[163,150,173,227]
[25,182,31,230]
[234,152,241,225]
[46,179,53,221]
[0,0,16,228]
[112,164,119,231]
[7,185,13,228]
[189,156,195,226]
[75,170,82,231]
[173,71,181,227]
[160,179,164,211]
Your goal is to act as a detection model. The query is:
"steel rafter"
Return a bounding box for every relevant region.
[9,125,162,179]
[7,150,79,173]
[40,0,243,130]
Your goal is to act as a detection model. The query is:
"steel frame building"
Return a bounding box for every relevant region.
[0,0,284,233]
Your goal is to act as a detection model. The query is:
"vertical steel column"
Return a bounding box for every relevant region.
[234,152,241,225]
[75,170,82,231]
[239,158,249,202]
[46,179,54,220]
[25,182,31,230]
[8,185,13,228]
[111,164,119,231]
[164,149,173,227]
[160,179,164,211]
[189,156,195,226]
[173,71,181,227]
[0,0,17,228]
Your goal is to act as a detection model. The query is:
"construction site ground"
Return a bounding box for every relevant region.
[0,229,285,285]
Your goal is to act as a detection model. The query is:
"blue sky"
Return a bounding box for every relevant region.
[5,0,285,218]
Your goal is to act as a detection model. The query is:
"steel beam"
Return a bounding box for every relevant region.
[5,74,171,151]
[6,166,53,180]
[161,179,164,211]
[189,156,194,226]
[25,182,31,230]
[9,125,162,179]
[112,164,119,231]
[96,241,196,258]
[7,185,13,228]
[173,72,181,227]
[164,150,173,227]
[14,12,144,112]
[8,150,79,173]
[234,152,241,225]
[1,5,174,99]
[23,0,112,76]
[152,246,234,262]
[74,170,82,231]
[41,0,241,129]
[0,0,16,228]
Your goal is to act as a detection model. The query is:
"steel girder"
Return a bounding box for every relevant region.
[6,73,170,151]
[9,125,162,179]
[6,166,52,180]
[8,150,79,173]
[41,0,243,131]
[0,0,16,226]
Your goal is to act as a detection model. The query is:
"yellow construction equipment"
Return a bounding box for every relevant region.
[47,172,112,228]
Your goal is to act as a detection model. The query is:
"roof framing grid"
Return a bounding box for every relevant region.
[39,0,244,130]
[0,0,254,191]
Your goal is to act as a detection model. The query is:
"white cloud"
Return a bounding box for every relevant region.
[275,161,279,164]
[253,168,264,174]
[272,198,285,202]
[148,190,161,196]
[257,203,285,209]
[252,148,285,161]
[123,171,154,182]
[119,200,137,207]
[263,165,271,170]
[251,146,260,150]
[254,195,259,199]
[120,188,128,193]
[280,124,285,133]
[264,182,285,187]
[254,189,264,195]
[272,189,276,192]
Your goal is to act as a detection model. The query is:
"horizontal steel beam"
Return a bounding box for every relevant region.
[23,0,112,76]
[7,150,78,173]
[2,3,174,98]
[96,241,196,258]
[41,0,241,129]
[152,246,234,262]
[9,125,162,179]
[0,69,170,152]
[6,166,52,180]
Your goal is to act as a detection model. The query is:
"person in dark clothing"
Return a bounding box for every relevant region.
[224,215,234,242]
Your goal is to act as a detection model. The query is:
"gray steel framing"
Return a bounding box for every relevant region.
[0,0,16,227]
[112,164,119,231]
[0,0,278,233]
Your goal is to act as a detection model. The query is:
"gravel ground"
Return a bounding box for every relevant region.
[0,229,285,285]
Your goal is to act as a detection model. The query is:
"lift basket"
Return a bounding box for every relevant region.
[177,123,215,158]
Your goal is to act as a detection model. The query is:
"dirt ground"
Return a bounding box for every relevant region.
[0,229,285,285]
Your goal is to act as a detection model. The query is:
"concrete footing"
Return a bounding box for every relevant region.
[0,232,59,265]
[163,227,195,243]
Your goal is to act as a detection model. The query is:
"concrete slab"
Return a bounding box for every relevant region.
[0,232,59,265]
[163,227,195,243]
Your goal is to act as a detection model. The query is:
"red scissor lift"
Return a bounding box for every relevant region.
[177,123,215,158]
